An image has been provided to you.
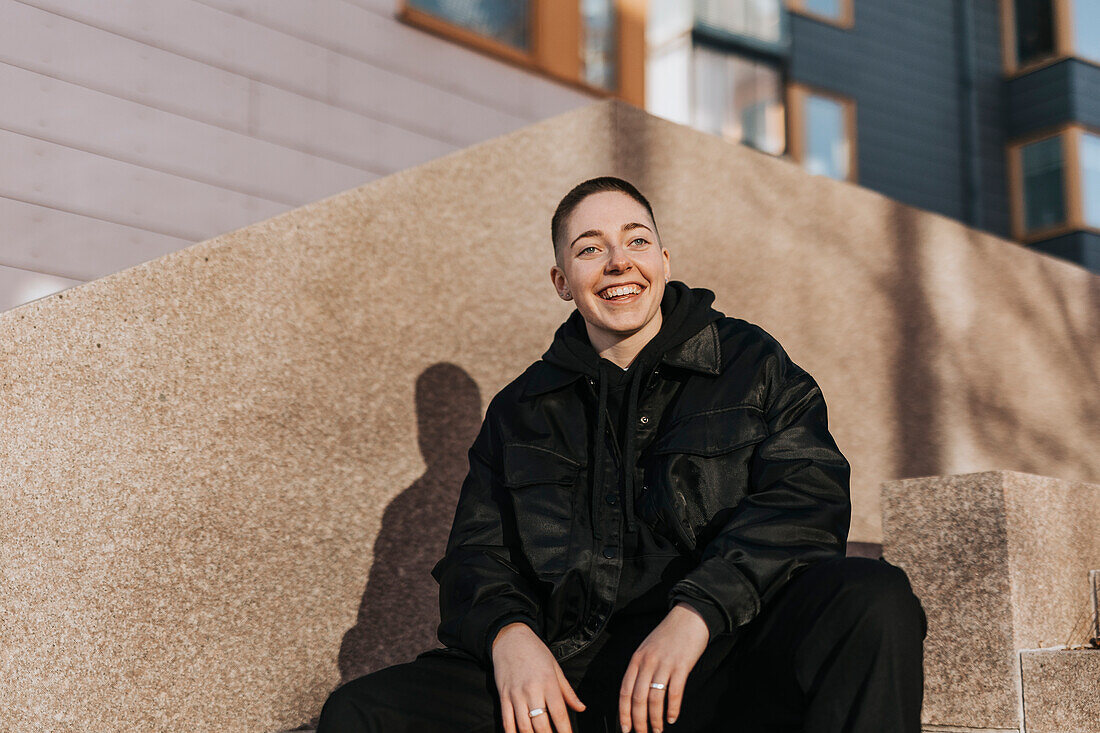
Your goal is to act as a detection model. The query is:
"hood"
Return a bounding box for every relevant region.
[540,279,723,531]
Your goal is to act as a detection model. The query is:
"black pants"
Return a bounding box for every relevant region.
[317,556,927,733]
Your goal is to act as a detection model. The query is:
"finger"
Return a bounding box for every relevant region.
[526,695,553,733]
[665,667,689,725]
[546,692,573,733]
[648,668,671,733]
[619,658,640,732]
[555,665,586,712]
[632,663,655,733]
[500,696,517,733]
[512,692,536,733]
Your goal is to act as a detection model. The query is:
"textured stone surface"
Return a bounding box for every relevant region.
[919,727,1018,732]
[1092,570,1099,641]
[1,98,1099,731]
[1020,649,1100,732]
[883,471,1100,730]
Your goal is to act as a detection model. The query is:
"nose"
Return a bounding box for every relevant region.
[605,243,632,272]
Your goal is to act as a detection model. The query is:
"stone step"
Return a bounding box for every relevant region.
[1092,569,1099,641]
[882,471,1100,731]
[915,721,1016,726]
[1019,647,1100,732]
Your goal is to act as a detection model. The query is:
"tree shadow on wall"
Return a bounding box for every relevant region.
[336,362,484,683]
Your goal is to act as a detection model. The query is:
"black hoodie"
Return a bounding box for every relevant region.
[540,280,727,635]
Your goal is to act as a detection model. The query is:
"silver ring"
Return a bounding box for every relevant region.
[650,682,666,690]
[528,707,545,718]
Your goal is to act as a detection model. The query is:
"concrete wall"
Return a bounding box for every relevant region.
[1,99,1098,731]
[0,0,596,312]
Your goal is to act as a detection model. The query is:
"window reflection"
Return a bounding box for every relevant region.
[804,94,848,180]
[647,34,692,125]
[647,0,694,47]
[803,0,841,20]
[693,45,785,155]
[696,0,783,44]
[1013,0,1055,67]
[1082,132,1100,229]
[407,0,530,50]
[1020,135,1066,231]
[582,0,617,91]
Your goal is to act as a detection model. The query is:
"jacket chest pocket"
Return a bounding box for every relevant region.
[502,443,584,581]
[646,405,769,546]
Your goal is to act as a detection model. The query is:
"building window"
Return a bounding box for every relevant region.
[645,0,788,154]
[405,0,531,50]
[646,33,692,126]
[582,0,618,90]
[1020,134,1067,231]
[1001,0,1097,73]
[787,82,857,182]
[398,0,645,105]
[1012,0,1056,68]
[696,0,785,45]
[1008,125,1100,241]
[693,45,786,155]
[787,0,854,29]
[1081,130,1100,228]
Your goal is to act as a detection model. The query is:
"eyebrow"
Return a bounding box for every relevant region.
[570,222,652,250]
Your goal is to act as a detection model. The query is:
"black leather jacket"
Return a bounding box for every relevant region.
[431,282,851,666]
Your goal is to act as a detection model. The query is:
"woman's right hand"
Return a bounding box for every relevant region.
[491,622,586,733]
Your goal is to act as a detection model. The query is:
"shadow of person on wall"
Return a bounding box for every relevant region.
[336,362,484,683]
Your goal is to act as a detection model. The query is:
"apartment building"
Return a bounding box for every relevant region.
[3,0,1097,314]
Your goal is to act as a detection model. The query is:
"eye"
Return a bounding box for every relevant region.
[631,237,648,246]
[579,245,597,255]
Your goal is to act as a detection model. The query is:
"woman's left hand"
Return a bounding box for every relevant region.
[618,602,710,732]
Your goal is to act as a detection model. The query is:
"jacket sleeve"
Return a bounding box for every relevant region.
[430,399,545,666]
[666,592,728,641]
[666,336,852,637]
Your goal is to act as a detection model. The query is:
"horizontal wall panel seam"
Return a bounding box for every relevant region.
[0,193,194,241]
[0,258,88,283]
[0,129,288,241]
[0,63,374,205]
[0,195,193,281]
[0,123,301,208]
[15,0,487,150]
[188,0,572,123]
[0,58,436,178]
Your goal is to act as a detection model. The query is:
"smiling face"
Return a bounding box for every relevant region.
[550,190,671,356]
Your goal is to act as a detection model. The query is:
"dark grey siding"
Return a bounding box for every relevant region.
[1070,60,1100,130]
[1006,58,1077,137]
[788,0,1011,238]
[1027,231,1100,275]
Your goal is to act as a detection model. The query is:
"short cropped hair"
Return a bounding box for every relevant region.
[551,176,661,263]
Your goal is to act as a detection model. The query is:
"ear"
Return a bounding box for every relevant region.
[550,264,570,299]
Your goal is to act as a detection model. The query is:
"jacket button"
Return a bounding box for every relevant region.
[639,415,649,424]
[605,493,618,505]
[602,546,617,559]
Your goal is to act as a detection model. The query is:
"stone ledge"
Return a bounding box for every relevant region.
[1019,648,1100,732]
[883,471,1100,730]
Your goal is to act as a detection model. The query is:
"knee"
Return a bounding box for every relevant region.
[836,557,928,641]
[316,677,382,733]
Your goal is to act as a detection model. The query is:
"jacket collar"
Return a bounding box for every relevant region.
[522,321,722,398]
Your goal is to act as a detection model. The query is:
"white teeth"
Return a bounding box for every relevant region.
[599,284,643,299]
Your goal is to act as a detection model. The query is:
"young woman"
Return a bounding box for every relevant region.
[317,176,926,733]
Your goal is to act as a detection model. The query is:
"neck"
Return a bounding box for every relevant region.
[586,309,663,370]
